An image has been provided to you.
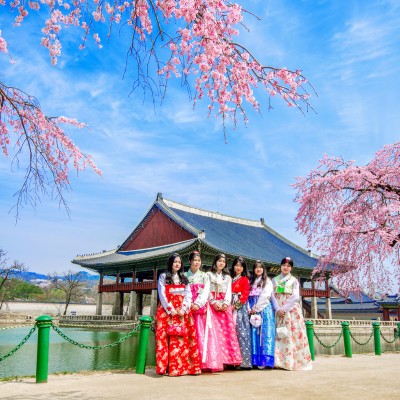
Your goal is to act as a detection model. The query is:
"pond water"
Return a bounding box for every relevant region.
[0,326,155,378]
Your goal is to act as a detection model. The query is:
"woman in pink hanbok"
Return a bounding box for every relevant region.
[272,256,312,371]
[205,253,242,371]
[185,251,210,369]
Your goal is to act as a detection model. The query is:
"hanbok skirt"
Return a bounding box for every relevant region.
[155,294,201,376]
[233,302,252,368]
[201,292,242,371]
[189,283,208,369]
[274,293,312,371]
[248,295,275,368]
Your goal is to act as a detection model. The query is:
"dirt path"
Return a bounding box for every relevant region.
[1,353,399,400]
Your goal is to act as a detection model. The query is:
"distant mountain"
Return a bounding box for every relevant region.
[19,271,99,282]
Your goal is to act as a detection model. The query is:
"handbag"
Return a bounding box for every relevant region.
[276,325,290,339]
[166,316,188,337]
[250,314,263,328]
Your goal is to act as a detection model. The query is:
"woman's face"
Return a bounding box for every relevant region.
[254,265,264,277]
[190,255,201,272]
[172,257,182,273]
[281,262,292,276]
[216,257,226,272]
[234,262,243,276]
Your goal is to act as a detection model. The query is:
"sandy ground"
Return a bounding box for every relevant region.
[1,353,399,400]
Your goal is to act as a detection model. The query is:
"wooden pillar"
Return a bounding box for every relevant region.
[150,289,158,317]
[96,292,103,316]
[397,308,400,321]
[383,308,390,321]
[325,277,332,319]
[112,292,120,315]
[128,291,137,319]
[116,272,119,285]
[136,292,143,316]
[311,278,318,319]
[96,273,103,316]
[120,291,124,315]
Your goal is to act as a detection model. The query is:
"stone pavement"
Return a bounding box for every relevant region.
[1,353,399,400]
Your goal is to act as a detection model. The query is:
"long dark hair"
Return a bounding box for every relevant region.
[250,260,268,288]
[210,253,230,275]
[231,256,249,278]
[165,253,188,284]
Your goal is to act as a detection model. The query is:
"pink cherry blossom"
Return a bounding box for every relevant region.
[293,143,400,294]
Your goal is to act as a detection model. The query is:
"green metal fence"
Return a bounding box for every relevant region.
[0,315,153,382]
[1,317,399,382]
[305,321,400,360]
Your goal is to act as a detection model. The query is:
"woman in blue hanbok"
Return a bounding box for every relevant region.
[248,260,276,369]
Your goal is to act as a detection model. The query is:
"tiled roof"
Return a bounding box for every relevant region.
[72,193,320,272]
[161,197,318,269]
[304,298,381,313]
[72,239,198,269]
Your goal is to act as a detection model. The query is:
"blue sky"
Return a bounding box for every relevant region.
[1,0,399,285]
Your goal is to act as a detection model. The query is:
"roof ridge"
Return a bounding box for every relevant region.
[118,238,197,254]
[74,248,117,260]
[163,197,263,228]
[156,197,201,236]
[260,221,318,258]
[117,198,160,250]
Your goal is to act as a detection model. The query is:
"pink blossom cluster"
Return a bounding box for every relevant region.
[1,0,312,125]
[0,83,102,195]
[0,30,8,53]
[293,143,400,293]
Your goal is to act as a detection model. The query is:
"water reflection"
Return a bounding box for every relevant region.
[0,327,155,378]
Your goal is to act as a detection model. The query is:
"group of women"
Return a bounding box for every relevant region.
[155,252,312,376]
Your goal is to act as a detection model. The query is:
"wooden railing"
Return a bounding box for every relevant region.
[99,283,329,297]
[301,288,329,297]
[99,281,157,293]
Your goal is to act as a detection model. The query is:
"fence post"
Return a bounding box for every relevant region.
[305,320,315,361]
[372,321,381,356]
[341,321,352,358]
[35,315,53,383]
[136,316,153,374]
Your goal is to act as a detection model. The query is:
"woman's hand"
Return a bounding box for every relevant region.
[220,303,228,311]
[191,304,200,312]
[176,308,185,316]
[170,310,178,317]
[213,302,221,311]
[277,309,285,318]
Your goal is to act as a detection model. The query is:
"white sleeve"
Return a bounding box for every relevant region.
[182,283,193,313]
[271,279,281,311]
[207,273,217,305]
[194,273,210,308]
[158,274,175,314]
[281,279,300,312]
[253,280,272,312]
[223,276,232,305]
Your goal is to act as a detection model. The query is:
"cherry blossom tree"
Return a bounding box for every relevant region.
[293,142,400,294]
[1,1,313,215]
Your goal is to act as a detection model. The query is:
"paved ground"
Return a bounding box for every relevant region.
[1,353,399,400]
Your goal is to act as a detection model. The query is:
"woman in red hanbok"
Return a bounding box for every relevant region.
[155,253,201,376]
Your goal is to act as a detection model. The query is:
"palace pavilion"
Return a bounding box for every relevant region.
[72,193,334,319]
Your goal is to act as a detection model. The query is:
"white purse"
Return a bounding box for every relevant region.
[276,325,290,339]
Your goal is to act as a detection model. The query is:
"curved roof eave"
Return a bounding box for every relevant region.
[72,239,199,274]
